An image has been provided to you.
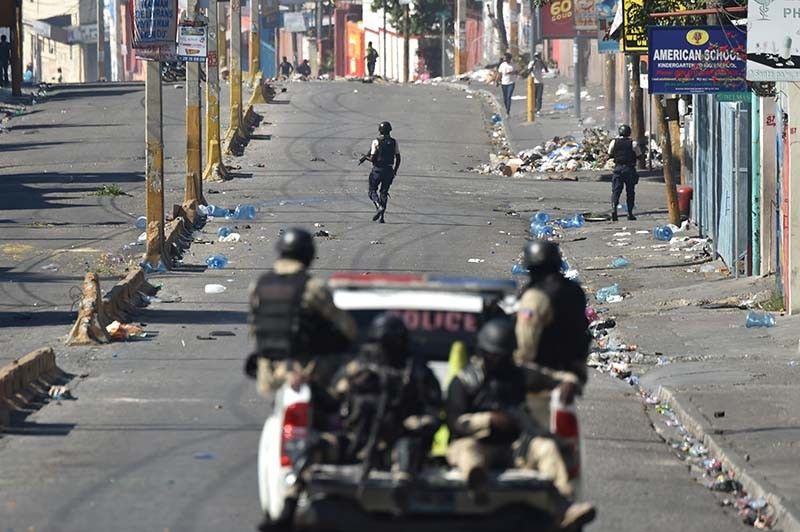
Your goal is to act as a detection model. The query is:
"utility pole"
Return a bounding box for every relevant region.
[604,54,616,130]
[97,0,106,81]
[204,0,228,181]
[249,0,262,84]
[454,0,466,74]
[630,57,646,168]
[573,37,581,121]
[185,1,203,206]
[440,12,446,77]
[509,0,518,57]
[144,61,166,270]
[219,4,228,76]
[11,1,22,96]
[403,2,410,82]
[316,0,323,74]
[382,0,387,78]
[654,94,680,225]
[225,0,244,151]
[622,54,630,125]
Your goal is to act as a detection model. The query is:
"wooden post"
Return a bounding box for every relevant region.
[527,74,535,122]
[144,62,166,270]
[509,0,518,57]
[249,0,261,84]
[403,3,410,82]
[604,54,616,130]
[204,0,228,181]
[653,94,680,225]
[11,2,22,96]
[630,57,646,169]
[97,0,106,80]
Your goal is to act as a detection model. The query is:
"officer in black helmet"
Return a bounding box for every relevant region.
[248,228,358,532]
[245,227,357,394]
[446,318,596,530]
[515,240,590,406]
[364,121,401,223]
[607,124,643,221]
[331,313,442,506]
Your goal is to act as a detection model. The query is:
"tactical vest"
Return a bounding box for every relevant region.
[251,270,310,360]
[611,137,636,166]
[458,362,525,412]
[373,136,397,168]
[526,274,590,371]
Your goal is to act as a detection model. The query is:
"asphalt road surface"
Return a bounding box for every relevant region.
[0,81,742,531]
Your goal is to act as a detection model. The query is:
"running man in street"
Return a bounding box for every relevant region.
[363,121,401,223]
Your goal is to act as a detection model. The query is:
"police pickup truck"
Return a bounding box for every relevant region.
[257,274,583,532]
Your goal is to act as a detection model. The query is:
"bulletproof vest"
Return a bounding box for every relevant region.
[372,136,397,168]
[459,362,525,412]
[611,137,636,166]
[251,270,310,360]
[528,274,590,370]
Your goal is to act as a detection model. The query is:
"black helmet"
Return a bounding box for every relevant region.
[476,318,516,357]
[276,228,315,266]
[378,121,392,135]
[618,124,632,137]
[367,313,409,357]
[523,240,562,275]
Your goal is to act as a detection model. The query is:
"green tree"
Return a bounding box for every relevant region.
[370,0,453,35]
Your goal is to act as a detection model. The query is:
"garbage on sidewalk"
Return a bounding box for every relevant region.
[206,255,229,269]
[744,311,776,328]
[204,284,227,294]
[106,320,147,341]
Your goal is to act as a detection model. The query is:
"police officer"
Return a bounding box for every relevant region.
[607,124,643,221]
[245,227,357,395]
[515,240,590,410]
[332,314,441,505]
[446,318,595,530]
[249,228,357,532]
[365,121,401,223]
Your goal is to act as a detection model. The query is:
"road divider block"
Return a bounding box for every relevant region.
[66,270,160,346]
[0,347,59,429]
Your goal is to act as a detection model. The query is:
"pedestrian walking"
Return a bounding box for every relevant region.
[497,53,516,117]
[0,35,11,88]
[527,51,548,114]
[279,56,294,80]
[365,42,379,77]
[607,124,642,221]
[362,121,401,223]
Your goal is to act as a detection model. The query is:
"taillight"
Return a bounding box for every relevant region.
[550,391,581,480]
[280,402,309,467]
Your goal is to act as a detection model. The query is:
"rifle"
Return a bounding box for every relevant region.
[357,153,370,166]
[356,363,411,498]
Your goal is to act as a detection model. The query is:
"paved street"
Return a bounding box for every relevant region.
[0,81,752,531]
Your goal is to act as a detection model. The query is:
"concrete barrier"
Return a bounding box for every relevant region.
[0,347,58,428]
[66,270,160,346]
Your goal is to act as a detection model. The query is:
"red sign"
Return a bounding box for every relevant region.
[387,310,480,334]
[207,51,218,67]
[541,0,577,39]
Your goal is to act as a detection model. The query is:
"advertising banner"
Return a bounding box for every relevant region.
[574,0,598,31]
[621,0,646,52]
[541,0,576,39]
[129,0,178,48]
[597,0,619,53]
[648,26,746,94]
[747,0,800,81]
[282,12,307,33]
[176,24,208,62]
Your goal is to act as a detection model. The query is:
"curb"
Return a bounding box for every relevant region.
[656,385,800,532]
[0,348,58,428]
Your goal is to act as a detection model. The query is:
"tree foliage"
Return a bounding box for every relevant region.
[370,0,454,35]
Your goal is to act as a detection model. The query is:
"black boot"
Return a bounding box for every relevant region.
[611,209,618,222]
[627,203,636,220]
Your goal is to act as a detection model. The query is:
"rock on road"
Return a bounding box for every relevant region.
[0,81,739,531]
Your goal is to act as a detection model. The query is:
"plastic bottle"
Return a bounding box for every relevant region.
[511,263,529,275]
[491,113,502,124]
[206,255,229,269]
[227,204,257,220]
[532,211,550,225]
[653,225,674,241]
[206,204,230,218]
[560,259,570,273]
[610,257,630,268]
[135,216,147,230]
[217,226,233,238]
[745,311,776,328]
[204,284,227,294]
[595,283,620,302]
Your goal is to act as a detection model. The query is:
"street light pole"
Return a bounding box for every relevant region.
[97,0,106,80]
[144,61,166,271]
[185,1,203,206]
[204,0,228,181]
[440,13,446,77]
[403,3,410,82]
[382,0,387,78]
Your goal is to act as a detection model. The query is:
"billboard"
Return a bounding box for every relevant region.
[621,0,646,52]
[648,26,746,94]
[747,0,800,81]
[597,0,619,53]
[574,0,598,31]
[129,0,178,48]
[541,0,577,39]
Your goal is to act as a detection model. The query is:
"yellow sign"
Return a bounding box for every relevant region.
[622,0,647,52]
[686,29,710,46]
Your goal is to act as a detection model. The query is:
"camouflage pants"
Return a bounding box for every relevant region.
[256,354,349,396]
